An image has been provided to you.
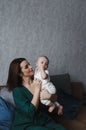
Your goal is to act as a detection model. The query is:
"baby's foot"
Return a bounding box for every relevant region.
[57,105,63,115]
[48,104,55,113]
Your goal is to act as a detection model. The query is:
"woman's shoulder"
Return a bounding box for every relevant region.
[12,86,25,99]
[12,86,23,93]
[12,85,27,95]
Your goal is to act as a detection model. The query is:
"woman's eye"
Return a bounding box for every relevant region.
[41,62,43,64]
[25,65,28,69]
[25,64,30,69]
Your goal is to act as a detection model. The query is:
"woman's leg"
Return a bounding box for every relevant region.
[27,120,66,130]
[26,126,51,130]
[45,119,66,130]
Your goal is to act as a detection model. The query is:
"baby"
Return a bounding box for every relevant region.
[34,55,63,115]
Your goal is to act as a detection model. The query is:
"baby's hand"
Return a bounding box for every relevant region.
[39,64,45,71]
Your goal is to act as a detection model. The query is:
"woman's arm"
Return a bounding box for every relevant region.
[31,79,41,109]
[13,79,42,117]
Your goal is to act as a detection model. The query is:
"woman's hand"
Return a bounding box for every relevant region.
[32,78,42,94]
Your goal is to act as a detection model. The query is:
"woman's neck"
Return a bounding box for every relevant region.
[22,77,34,94]
[22,77,32,86]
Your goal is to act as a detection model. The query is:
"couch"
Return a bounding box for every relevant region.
[0,73,86,130]
[50,73,86,130]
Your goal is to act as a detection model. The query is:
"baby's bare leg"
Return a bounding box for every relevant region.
[48,102,55,113]
[57,105,63,115]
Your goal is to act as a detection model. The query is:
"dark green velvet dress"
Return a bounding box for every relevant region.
[12,86,66,130]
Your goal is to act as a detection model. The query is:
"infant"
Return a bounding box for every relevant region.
[34,55,63,115]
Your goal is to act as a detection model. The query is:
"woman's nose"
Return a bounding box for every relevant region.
[29,65,32,68]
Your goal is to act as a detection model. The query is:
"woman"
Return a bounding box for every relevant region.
[7,58,66,130]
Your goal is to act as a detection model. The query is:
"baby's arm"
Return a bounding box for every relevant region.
[40,69,48,79]
[39,66,48,79]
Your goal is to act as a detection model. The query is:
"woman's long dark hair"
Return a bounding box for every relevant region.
[6,58,26,91]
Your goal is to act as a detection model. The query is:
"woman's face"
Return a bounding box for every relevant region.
[20,60,34,78]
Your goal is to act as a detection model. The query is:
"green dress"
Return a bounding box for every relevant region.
[12,85,66,130]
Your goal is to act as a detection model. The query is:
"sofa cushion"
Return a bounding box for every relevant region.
[58,89,83,119]
[0,97,15,130]
[50,73,71,95]
[0,87,15,107]
[51,89,83,120]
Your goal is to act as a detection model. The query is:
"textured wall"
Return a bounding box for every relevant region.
[0,0,86,92]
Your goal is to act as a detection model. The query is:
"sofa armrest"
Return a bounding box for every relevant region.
[71,82,84,100]
[0,86,6,90]
[0,86,3,90]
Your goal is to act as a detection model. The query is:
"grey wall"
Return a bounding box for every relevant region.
[0,0,86,92]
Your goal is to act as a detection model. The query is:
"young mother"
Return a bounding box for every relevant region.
[7,58,66,130]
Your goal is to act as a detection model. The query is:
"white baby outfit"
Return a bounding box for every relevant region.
[34,69,60,106]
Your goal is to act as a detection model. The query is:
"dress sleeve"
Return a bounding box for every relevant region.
[12,87,37,118]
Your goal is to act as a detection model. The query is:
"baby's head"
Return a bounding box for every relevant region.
[36,55,49,70]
